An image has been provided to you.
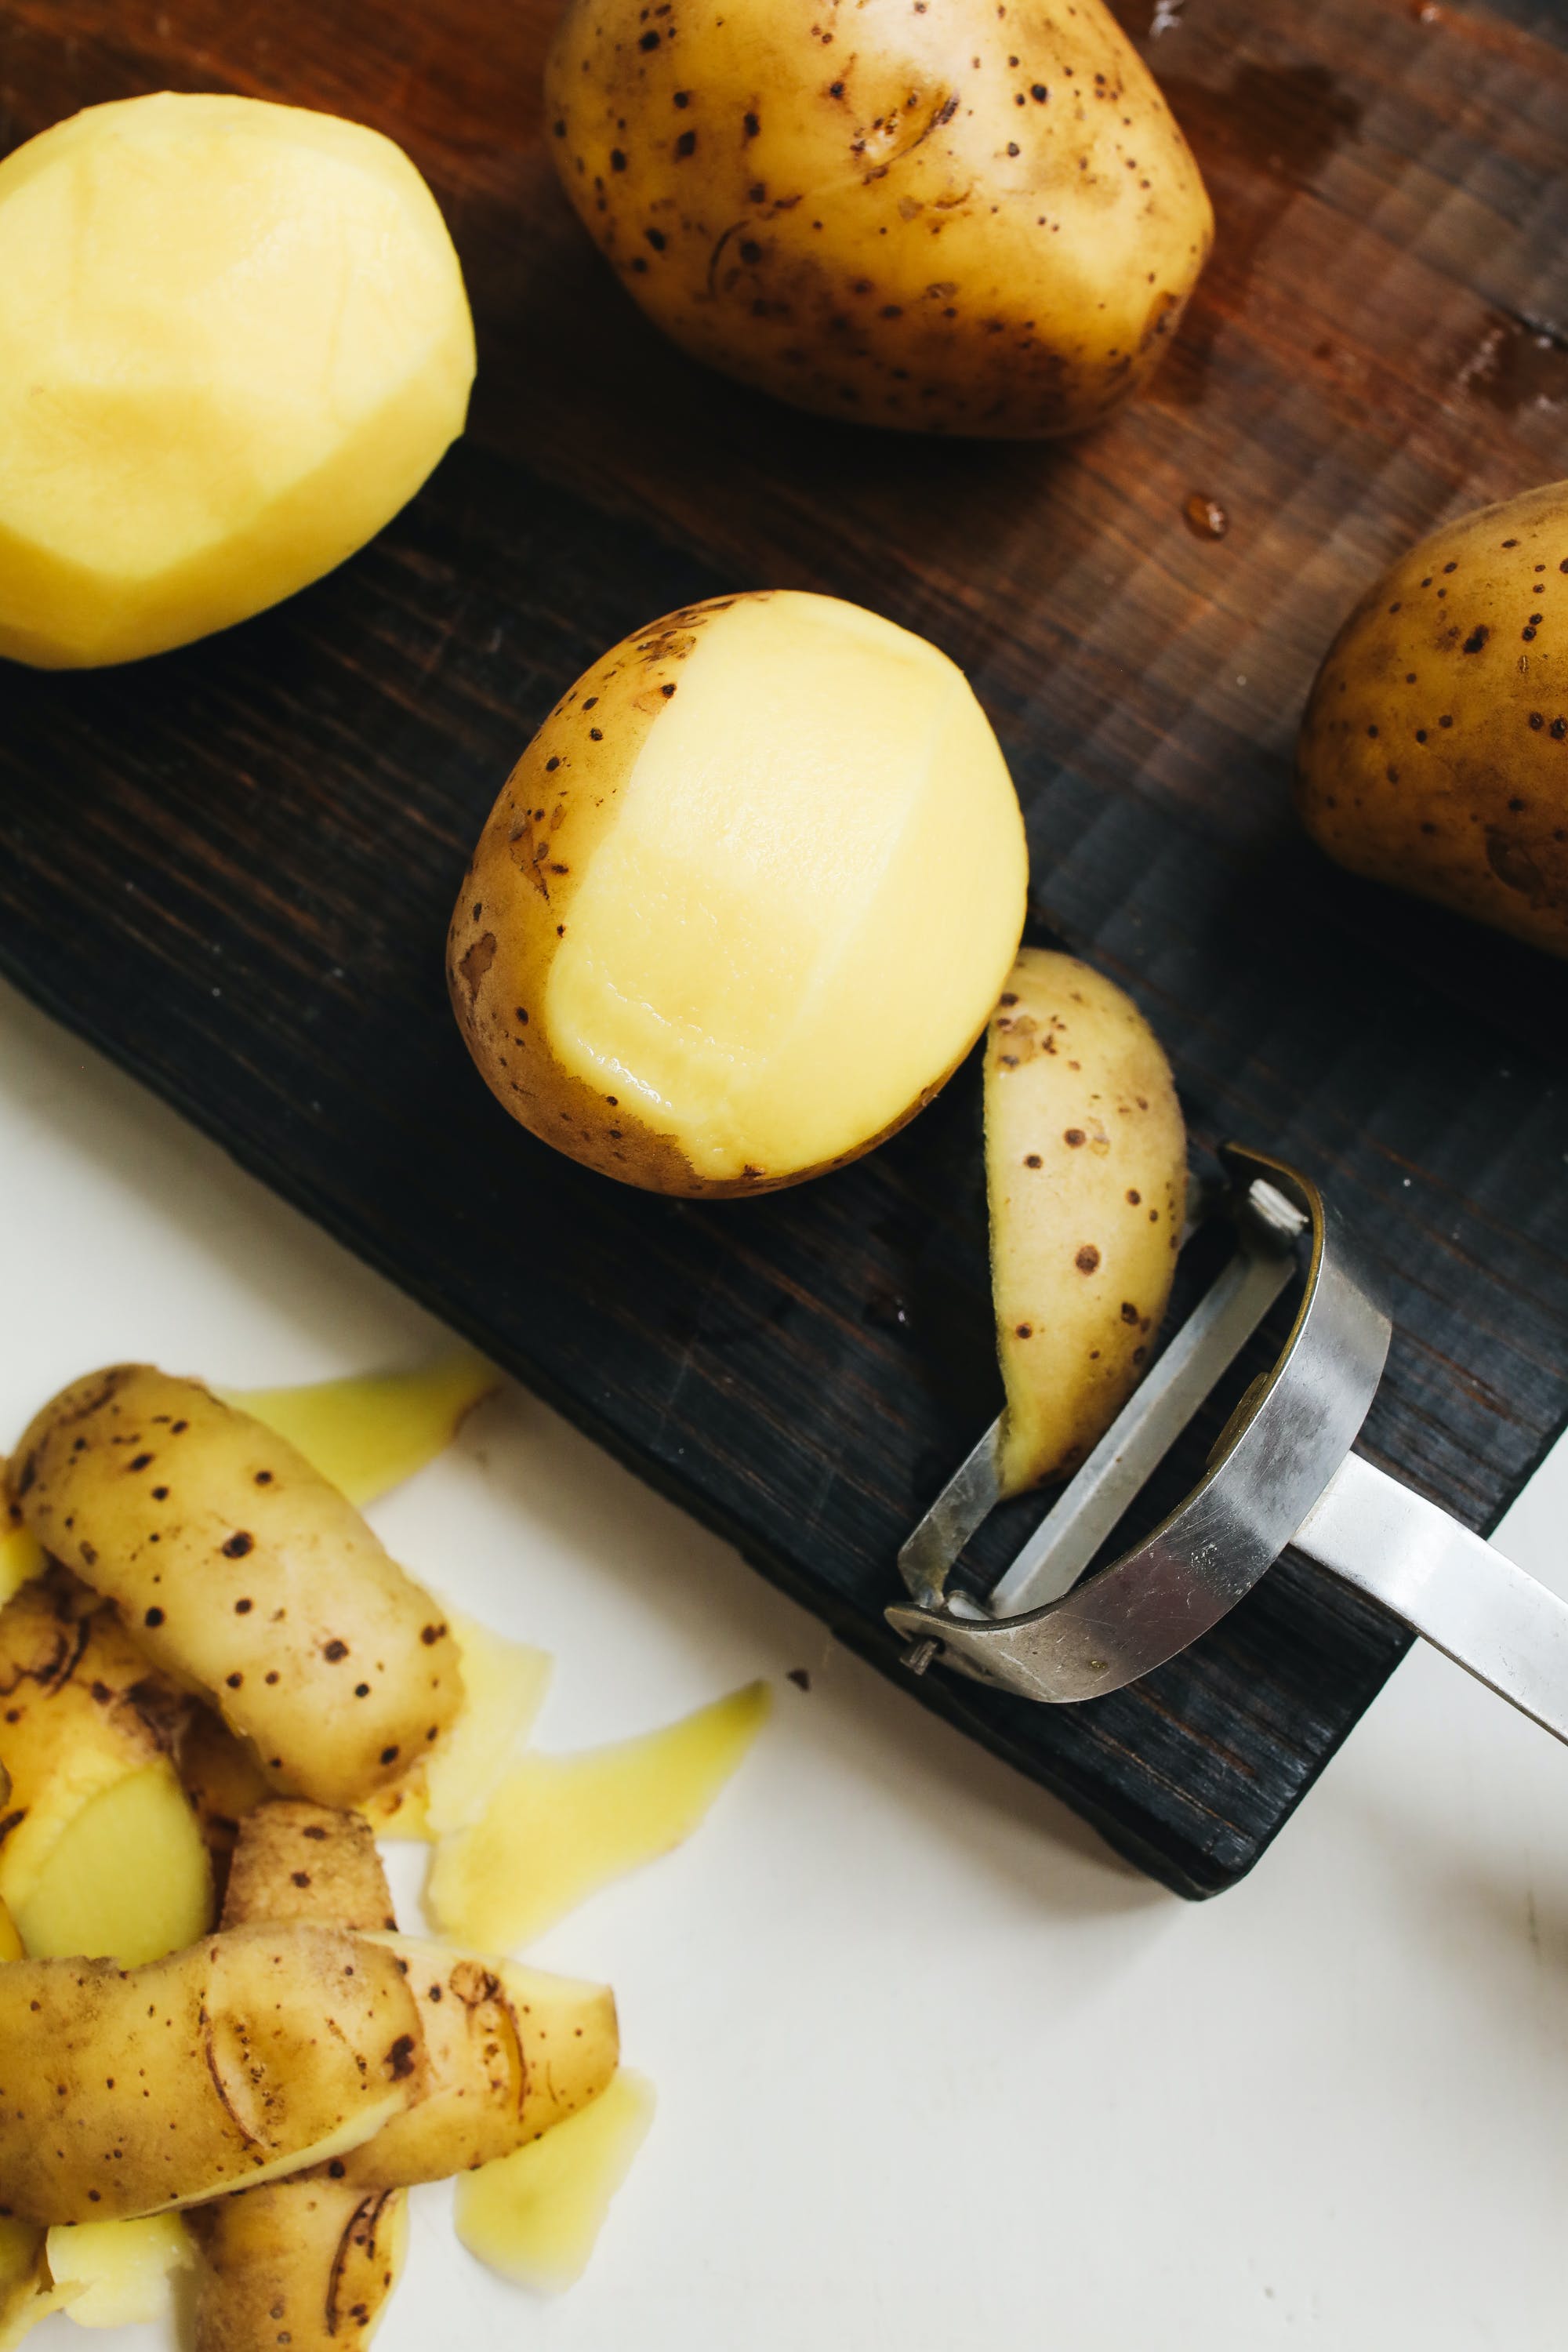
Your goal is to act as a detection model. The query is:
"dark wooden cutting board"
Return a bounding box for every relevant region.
[2,0,1566,1896]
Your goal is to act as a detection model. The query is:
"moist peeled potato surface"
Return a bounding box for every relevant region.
[13,1366,463,1807]
[449,591,1027,1193]
[545,0,1210,436]
[0,93,474,668]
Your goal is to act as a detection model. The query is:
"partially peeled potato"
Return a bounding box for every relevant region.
[448,590,1028,1194]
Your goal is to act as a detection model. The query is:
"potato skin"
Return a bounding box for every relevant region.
[0,1925,423,2223]
[187,2180,406,2352]
[1297,480,1568,956]
[985,951,1185,1496]
[544,0,1210,437]
[221,1800,396,1936]
[194,1806,407,2352]
[13,1367,463,1809]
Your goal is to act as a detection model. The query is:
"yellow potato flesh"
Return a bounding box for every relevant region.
[44,2216,192,2331]
[451,592,1027,1192]
[455,2067,655,2295]
[986,951,1186,1495]
[11,1762,212,1966]
[429,1681,769,1951]
[0,93,474,669]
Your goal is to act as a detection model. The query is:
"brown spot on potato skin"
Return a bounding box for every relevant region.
[1076,1245,1101,1273]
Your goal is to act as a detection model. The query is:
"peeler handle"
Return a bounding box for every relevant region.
[1293,1452,1568,1745]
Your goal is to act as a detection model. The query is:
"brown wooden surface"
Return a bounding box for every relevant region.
[0,0,1566,1893]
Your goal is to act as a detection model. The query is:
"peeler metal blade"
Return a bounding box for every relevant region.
[887,1143,1568,1748]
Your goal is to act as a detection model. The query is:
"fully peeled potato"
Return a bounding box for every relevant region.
[986,950,1185,1494]
[1298,479,1568,956]
[449,590,1027,1193]
[545,0,1210,436]
[0,93,474,668]
[13,1366,463,1808]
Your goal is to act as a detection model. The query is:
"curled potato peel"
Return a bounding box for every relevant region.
[13,1366,463,1808]
[0,1924,424,2224]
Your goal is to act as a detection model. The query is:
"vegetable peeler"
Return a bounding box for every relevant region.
[887,1144,1568,1741]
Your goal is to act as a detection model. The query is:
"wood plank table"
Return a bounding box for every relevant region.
[1,0,1565,1893]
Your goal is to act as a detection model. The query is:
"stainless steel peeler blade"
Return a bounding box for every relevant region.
[887,1144,1568,1745]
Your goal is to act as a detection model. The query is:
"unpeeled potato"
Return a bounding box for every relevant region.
[1297,479,1568,956]
[0,93,474,668]
[448,591,1027,1193]
[545,0,1210,436]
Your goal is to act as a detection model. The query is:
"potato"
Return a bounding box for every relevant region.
[0,1924,423,2225]
[448,593,1027,1193]
[428,1681,768,1951]
[0,1906,18,1968]
[187,2180,406,2352]
[545,0,1210,437]
[1297,481,1568,956]
[455,2067,655,2295]
[0,1568,212,1962]
[226,1356,499,1510]
[985,950,1185,1495]
[0,93,474,669]
[13,1366,463,1808]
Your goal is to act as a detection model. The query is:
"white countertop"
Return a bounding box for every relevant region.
[4,967,1566,2352]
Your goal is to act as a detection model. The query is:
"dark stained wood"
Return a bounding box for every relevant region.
[0,0,1566,1894]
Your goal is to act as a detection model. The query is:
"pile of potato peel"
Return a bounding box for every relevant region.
[0,1359,760,2349]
